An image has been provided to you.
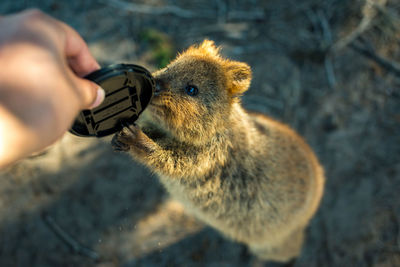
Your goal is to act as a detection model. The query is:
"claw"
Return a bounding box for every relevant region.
[121,121,137,135]
[121,120,131,128]
[111,123,154,154]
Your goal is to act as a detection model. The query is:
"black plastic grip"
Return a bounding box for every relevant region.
[69,64,155,137]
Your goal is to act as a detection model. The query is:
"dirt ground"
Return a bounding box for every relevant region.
[0,0,399,266]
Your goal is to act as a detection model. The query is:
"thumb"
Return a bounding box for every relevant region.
[75,78,105,110]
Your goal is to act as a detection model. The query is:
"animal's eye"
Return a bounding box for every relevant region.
[185,85,198,96]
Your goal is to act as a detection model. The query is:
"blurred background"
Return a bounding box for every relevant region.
[0,0,399,266]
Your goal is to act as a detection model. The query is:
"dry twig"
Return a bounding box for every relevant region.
[317,9,337,88]
[350,38,400,77]
[42,213,99,260]
[306,8,337,88]
[102,0,265,21]
[331,0,388,52]
[103,0,202,18]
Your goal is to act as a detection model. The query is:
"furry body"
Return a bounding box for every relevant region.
[112,40,325,262]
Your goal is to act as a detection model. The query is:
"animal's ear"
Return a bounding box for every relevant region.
[225,61,252,96]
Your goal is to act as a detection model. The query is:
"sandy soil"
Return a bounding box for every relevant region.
[0,0,399,266]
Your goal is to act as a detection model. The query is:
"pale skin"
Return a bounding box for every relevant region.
[0,9,105,168]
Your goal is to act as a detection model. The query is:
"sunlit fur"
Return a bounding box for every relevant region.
[114,40,325,262]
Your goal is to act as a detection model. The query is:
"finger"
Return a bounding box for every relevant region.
[74,78,105,110]
[57,21,100,77]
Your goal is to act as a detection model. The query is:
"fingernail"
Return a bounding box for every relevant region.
[89,87,105,109]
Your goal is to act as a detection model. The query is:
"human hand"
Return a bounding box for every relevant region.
[0,9,105,168]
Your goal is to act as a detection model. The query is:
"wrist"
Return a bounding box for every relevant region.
[0,105,39,168]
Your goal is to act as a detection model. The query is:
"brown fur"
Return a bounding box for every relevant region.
[112,40,325,262]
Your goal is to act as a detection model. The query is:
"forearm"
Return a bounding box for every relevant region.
[122,133,217,178]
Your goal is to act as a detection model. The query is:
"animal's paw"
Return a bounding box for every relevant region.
[111,123,140,152]
[111,135,130,152]
[111,122,157,154]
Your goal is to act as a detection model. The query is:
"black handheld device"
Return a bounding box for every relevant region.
[69,64,155,138]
